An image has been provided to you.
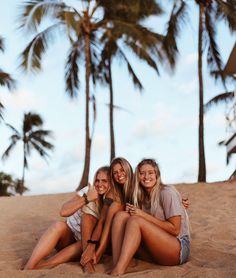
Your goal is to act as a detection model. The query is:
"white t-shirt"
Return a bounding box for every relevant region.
[66,186,100,240]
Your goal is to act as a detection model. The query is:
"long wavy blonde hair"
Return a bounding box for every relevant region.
[132,159,162,216]
[110,157,134,203]
[93,166,111,212]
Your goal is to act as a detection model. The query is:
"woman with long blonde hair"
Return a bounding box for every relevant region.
[111,159,190,276]
[23,166,113,272]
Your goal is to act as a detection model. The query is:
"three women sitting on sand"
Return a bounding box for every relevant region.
[23,157,190,275]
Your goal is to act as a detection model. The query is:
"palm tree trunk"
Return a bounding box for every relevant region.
[78,32,92,190]
[108,57,115,162]
[197,3,206,182]
[20,143,26,195]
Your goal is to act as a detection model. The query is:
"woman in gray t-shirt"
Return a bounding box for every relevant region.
[111,159,190,276]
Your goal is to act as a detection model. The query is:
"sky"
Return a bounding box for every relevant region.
[0,1,235,196]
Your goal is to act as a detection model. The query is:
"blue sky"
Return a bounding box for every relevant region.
[0,1,235,195]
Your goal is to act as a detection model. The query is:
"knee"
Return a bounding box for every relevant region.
[126,216,142,227]
[51,221,68,233]
[113,211,129,226]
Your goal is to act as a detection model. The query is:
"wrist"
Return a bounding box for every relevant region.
[87,239,99,248]
[83,193,90,204]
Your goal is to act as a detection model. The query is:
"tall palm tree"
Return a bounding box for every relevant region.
[0,36,16,120]
[2,112,54,195]
[164,0,236,182]
[98,1,163,162]
[18,0,164,188]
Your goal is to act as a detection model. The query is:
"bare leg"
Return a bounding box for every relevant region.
[111,211,130,266]
[94,202,124,266]
[35,241,83,269]
[111,216,181,275]
[80,213,97,273]
[24,221,74,270]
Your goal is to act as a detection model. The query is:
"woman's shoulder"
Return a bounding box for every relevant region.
[160,185,180,201]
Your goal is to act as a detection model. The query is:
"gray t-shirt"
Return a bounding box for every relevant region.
[142,185,190,239]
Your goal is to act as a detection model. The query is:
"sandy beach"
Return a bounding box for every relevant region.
[0,179,236,278]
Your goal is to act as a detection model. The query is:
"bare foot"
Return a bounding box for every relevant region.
[110,267,124,276]
[83,262,95,273]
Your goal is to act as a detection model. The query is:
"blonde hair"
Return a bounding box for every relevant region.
[132,159,162,216]
[92,166,111,212]
[110,157,134,203]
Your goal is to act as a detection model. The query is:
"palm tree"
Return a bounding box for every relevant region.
[97,1,163,162]
[0,172,27,196]
[2,112,54,195]
[0,172,16,196]
[164,0,236,182]
[0,36,16,120]
[18,0,164,187]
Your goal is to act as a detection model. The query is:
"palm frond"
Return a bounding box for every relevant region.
[65,43,81,98]
[0,36,4,52]
[19,23,61,72]
[0,70,17,90]
[215,0,236,32]
[2,135,20,160]
[5,123,21,136]
[0,102,4,121]
[205,9,225,84]
[18,0,67,32]
[117,48,143,91]
[29,130,54,150]
[56,10,79,35]
[204,91,235,111]
[162,0,188,68]
[123,40,159,75]
[100,0,162,23]
[105,103,132,114]
[23,112,43,133]
[29,140,51,161]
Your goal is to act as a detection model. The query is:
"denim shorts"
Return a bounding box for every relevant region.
[178,235,190,264]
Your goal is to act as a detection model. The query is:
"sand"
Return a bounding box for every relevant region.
[0,179,236,278]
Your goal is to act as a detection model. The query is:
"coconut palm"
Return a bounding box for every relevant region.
[18,0,164,188]
[164,0,236,182]
[0,36,16,120]
[97,1,163,161]
[2,112,54,195]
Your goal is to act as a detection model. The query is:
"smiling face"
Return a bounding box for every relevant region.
[139,164,157,192]
[112,163,128,186]
[94,171,110,195]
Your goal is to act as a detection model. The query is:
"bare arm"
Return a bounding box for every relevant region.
[60,186,98,217]
[80,204,109,266]
[126,204,181,236]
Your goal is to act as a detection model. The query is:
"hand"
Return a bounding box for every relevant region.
[182,198,190,209]
[94,250,102,264]
[125,203,144,217]
[181,193,190,209]
[87,183,98,202]
[80,244,96,266]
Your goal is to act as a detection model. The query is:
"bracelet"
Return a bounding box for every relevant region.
[87,239,99,248]
[83,193,89,204]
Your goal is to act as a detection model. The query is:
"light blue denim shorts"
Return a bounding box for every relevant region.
[178,235,190,264]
